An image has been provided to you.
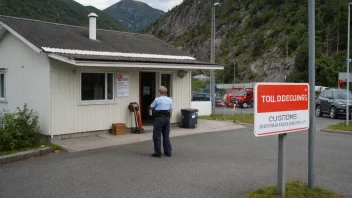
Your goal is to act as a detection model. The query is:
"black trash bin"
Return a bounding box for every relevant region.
[181,109,199,128]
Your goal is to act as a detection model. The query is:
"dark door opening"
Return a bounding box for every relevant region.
[140,72,156,125]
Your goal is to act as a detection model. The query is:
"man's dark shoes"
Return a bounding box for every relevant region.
[164,153,172,157]
[151,153,161,158]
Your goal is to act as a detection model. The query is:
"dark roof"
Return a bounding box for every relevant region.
[0,15,216,66]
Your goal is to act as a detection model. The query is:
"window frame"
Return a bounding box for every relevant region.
[159,72,173,97]
[0,69,7,102]
[320,90,326,98]
[79,71,115,105]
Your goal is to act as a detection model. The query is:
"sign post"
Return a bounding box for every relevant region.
[277,133,287,195]
[254,83,310,195]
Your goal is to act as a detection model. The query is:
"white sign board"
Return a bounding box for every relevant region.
[117,73,129,97]
[254,83,310,137]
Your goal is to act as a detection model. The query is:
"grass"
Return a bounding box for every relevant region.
[0,139,64,156]
[326,122,352,132]
[239,181,342,198]
[40,139,64,152]
[199,114,254,124]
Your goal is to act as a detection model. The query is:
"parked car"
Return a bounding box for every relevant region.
[315,88,352,119]
[215,97,223,106]
[192,93,208,101]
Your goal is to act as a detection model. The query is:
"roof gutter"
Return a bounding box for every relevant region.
[0,21,42,53]
[48,54,224,70]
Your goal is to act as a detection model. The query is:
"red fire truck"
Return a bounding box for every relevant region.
[224,88,254,108]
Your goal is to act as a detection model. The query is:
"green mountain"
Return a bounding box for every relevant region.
[0,0,128,31]
[143,0,348,87]
[104,0,165,32]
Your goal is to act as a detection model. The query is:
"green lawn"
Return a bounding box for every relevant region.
[0,139,64,156]
[326,122,352,132]
[199,114,254,124]
[239,181,342,198]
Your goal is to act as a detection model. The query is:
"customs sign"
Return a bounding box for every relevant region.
[254,83,309,137]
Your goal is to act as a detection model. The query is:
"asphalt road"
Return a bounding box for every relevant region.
[0,117,351,198]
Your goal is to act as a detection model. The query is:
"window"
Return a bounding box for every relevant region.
[81,72,114,102]
[160,73,172,97]
[333,90,352,99]
[326,90,333,99]
[320,90,326,98]
[0,70,6,101]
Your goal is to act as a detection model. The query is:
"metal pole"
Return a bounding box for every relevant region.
[347,3,351,126]
[308,0,316,189]
[277,133,287,195]
[234,62,236,84]
[223,72,225,120]
[210,0,216,116]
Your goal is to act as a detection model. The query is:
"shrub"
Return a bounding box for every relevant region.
[0,104,41,152]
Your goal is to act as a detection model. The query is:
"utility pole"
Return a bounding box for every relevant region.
[210,1,220,116]
[286,40,288,64]
[234,62,236,84]
[285,40,288,81]
[210,0,215,116]
[346,3,351,126]
[308,0,316,189]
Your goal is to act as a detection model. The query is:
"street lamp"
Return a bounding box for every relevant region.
[346,2,352,126]
[210,1,220,116]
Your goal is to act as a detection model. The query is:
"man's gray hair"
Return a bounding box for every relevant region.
[159,86,168,94]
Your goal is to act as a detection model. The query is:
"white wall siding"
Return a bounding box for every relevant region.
[170,70,191,123]
[51,62,192,135]
[50,60,140,135]
[191,101,211,116]
[0,32,51,134]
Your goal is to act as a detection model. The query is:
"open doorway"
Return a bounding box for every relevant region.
[140,72,156,125]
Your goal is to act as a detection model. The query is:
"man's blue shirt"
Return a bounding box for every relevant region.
[151,95,173,110]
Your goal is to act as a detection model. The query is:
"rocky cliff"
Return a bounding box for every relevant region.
[143,0,347,85]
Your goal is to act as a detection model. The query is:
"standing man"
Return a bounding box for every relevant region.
[150,86,173,158]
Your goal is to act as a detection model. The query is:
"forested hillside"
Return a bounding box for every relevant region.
[0,0,128,31]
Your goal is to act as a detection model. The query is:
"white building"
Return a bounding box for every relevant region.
[193,74,209,81]
[0,14,223,138]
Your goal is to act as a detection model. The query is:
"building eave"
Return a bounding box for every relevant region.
[48,54,224,70]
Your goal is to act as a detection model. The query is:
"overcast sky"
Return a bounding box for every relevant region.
[75,0,183,12]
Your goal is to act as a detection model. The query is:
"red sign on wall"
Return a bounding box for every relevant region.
[118,75,123,81]
[254,83,310,137]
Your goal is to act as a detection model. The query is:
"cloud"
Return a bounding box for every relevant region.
[75,0,183,12]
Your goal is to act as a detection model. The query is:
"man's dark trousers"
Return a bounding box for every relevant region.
[153,117,172,155]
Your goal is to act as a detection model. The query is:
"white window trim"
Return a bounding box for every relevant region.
[0,69,7,102]
[159,72,173,98]
[79,71,115,105]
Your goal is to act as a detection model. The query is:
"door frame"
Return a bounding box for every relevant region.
[139,72,158,119]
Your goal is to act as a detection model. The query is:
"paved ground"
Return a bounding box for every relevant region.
[52,120,245,152]
[316,114,345,130]
[0,117,350,198]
